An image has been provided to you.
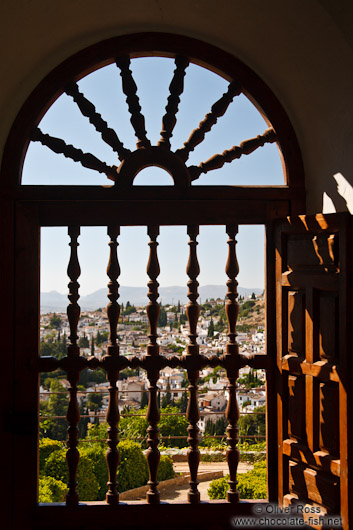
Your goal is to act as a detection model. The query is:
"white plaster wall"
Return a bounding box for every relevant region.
[1,0,353,213]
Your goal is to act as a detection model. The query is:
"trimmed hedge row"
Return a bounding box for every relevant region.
[207,461,267,500]
[39,438,174,502]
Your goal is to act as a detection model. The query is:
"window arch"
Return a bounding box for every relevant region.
[2,32,304,205]
[1,33,310,528]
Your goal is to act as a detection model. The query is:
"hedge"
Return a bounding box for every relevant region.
[38,476,68,503]
[208,461,267,500]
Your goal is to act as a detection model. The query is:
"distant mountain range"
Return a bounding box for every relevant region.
[40,285,263,312]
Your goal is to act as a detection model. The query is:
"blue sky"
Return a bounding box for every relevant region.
[22,57,283,295]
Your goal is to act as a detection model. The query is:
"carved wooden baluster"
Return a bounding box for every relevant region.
[158,56,189,149]
[105,226,121,504]
[65,83,130,161]
[145,226,161,504]
[224,225,240,503]
[176,80,242,162]
[31,128,118,180]
[185,225,201,503]
[66,226,81,506]
[188,128,277,181]
[115,56,151,149]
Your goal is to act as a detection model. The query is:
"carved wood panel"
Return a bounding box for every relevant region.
[275,214,352,529]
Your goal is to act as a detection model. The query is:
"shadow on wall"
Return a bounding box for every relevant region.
[323,173,353,214]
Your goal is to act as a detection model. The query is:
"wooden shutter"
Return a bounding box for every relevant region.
[275,213,352,528]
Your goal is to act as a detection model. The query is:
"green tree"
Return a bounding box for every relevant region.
[159,405,188,448]
[175,391,188,413]
[87,391,103,420]
[140,390,149,408]
[207,318,215,337]
[78,333,89,348]
[40,379,68,441]
[161,378,172,408]
[49,313,62,329]
[158,306,167,327]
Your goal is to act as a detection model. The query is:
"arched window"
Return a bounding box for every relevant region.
[5,33,332,530]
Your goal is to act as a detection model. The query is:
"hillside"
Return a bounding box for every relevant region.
[238,297,265,329]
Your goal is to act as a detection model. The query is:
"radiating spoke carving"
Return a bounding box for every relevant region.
[188,128,277,180]
[185,225,201,504]
[65,82,130,160]
[104,226,121,504]
[145,226,161,504]
[65,225,81,507]
[116,55,151,149]
[176,80,242,162]
[31,128,118,180]
[224,225,240,503]
[30,56,280,187]
[158,56,189,149]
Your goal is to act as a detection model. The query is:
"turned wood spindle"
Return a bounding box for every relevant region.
[158,56,189,149]
[187,128,277,181]
[224,225,240,503]
[105,226,121,504]
[66,225,81,507]
[176,80,241,162]
[65,82,130,161]
[31,128,118,180]
[185,225,201,503]
[145,226,161,504]
[116,56,151,149]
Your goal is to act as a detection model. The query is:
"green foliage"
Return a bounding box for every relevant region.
[174,391,188,413]
[161,379,172,408]
[238,300,255,319]
[40,379,68,440]
[78,333,89,348]
[158,306,167,327]
[87,391,103,412]
[238,368,261,389]
[38,476,68,503]
[44,447,100,501]
[207,318,215,337]
[204,417,227,436]
[200,452,225,462]
[85,421,108,446]
[95,330,109,346]
[237,461,267,499]
[207,475,229,499]
[157,455,175,482]
[122,303,136,316]
[238,405,266,443]
[208,461,267,500]
[159,405,188,448]
[39,438,64,473]
[49,313,62,329]
[84,444,107,500]
[119,412,148,447]
[117,440,149,492]
[199,435,227,450]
